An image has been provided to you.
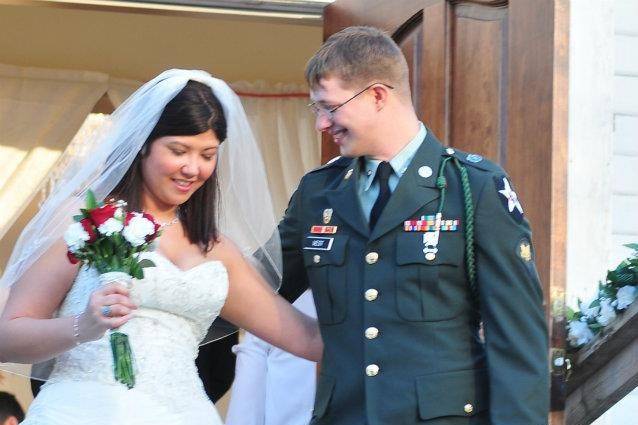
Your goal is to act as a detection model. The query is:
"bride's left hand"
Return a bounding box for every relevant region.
[78,283,137,342]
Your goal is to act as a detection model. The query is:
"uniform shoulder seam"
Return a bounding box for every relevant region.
[307,156,351,174]
[443,148,501,173]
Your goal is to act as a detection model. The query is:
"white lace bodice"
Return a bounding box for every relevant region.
[47,251,229,411]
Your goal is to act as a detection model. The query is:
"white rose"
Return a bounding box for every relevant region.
[123,213,156,247]
[63,222,90,252]
[567,320,594,347]
[616,285,637,310]
[596,299,617,326]
[98,217,124,236]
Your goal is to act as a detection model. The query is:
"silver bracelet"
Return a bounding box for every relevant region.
[72,314,81,346]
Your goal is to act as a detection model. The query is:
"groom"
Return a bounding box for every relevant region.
[278,26,549,424]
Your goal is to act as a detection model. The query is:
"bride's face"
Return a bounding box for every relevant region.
[140,129,220,210]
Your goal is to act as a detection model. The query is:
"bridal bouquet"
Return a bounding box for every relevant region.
[63,190,161,389]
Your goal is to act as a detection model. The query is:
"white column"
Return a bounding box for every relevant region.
[566,0,615,307]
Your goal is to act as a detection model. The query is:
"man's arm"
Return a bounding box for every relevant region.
[474,173,549,425]
[277,185,310,304]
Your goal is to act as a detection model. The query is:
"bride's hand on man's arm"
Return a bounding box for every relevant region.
[216,236,323,363]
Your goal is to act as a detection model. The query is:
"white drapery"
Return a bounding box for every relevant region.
[232,81,320,215]
[0,64,109,241]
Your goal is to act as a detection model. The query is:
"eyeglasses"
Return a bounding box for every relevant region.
[308,82,394,118]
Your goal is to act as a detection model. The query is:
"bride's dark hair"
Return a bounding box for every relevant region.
[111,80,227,252]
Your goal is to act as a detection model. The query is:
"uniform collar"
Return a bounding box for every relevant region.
[361,122,427,191]
[327,126,444,240]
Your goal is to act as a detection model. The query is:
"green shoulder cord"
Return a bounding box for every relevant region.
[435,155,480,320]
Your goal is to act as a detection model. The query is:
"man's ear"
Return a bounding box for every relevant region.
[372,85,391,111]
[3,416,19,425]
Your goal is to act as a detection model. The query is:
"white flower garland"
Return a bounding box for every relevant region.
[567,243,638,348]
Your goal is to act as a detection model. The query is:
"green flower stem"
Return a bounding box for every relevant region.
[109,330,135,389]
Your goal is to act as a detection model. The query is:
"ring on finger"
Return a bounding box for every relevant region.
[101,305,112,317]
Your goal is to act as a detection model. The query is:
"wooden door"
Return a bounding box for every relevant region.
[322,1,569,422]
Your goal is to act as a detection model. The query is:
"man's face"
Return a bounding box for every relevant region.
[309,76,377,158]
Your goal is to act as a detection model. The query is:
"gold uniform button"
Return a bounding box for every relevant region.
[365,364,379,377]
[365,327,379,339]
[313,255,321,264]
[365,252,379,264]
[463,403,474,414]
[364,289,379,301]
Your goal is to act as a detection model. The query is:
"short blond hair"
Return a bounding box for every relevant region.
[305,26,409,92]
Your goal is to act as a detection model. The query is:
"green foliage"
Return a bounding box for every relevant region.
[567,244,638,349]
[85,190,98,210]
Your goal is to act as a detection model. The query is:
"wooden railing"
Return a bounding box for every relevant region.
[564,301,638,424]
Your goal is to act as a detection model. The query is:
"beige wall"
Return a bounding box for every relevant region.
[0,4,322,83]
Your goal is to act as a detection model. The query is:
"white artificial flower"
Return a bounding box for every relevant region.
[579,298,600,319]
[123,213,156,247]
[596,299,617,326]
[616,285,637,310]
[63,222,90,252]
[98,217,124,236]
[567,320,594,347]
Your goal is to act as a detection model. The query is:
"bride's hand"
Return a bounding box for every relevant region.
[78,283,138,342]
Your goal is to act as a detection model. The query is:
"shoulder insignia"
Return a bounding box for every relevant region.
[443,147,499,172]
[494,176,524,222]
[466,154,483,163]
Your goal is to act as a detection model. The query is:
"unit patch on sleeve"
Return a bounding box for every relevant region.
[495,176,524,223]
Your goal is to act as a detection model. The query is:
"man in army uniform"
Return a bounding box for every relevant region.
[278,26,549,424]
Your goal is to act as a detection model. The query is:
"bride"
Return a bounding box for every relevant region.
[0,69,322,424]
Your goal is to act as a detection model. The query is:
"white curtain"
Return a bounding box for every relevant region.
[232,81,320,216]
[0,64,108,240]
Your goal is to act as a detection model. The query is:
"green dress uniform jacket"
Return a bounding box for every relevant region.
[278,130,549,425]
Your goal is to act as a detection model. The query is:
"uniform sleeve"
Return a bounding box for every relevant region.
[225,332,271,425]
[474,173,549,425]
[277,184,310,304]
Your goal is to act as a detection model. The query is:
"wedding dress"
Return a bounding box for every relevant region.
[21,251,229,425]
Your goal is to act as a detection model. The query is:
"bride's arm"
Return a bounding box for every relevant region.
[217,236,323,362]
[0,240,135,364]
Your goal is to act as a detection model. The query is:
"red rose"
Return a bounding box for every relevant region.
[80,218,97,243]
[67,251,79,264]
[89,204,117,227]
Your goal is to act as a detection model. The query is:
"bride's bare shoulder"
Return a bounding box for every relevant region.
[206,234,243,265]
